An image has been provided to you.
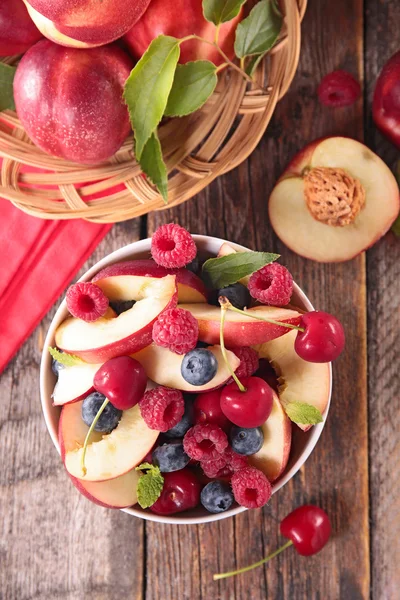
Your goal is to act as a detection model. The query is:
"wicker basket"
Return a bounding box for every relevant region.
[0,0,306,223]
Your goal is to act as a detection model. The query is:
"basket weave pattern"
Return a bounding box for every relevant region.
[0,0,306,223]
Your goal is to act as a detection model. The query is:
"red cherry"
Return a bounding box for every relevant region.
[93,356,147,410]
[150,469,201,515]
[295,311,345,363]
[280,505,331,556]
[220,377,273,428]
[193,390,230,431]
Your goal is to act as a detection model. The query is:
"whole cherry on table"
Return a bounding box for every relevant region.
[214,505,332,579]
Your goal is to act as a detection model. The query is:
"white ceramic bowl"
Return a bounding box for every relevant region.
[40,235,332,525]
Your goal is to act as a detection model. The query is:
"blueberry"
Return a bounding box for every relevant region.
[81,392,122,433]
[181,349,218,386]
[201,481,234,513]
[230,426,264,455]
[196,341,209,349]
[52,358,64,377]
[186,256,200,274]
[152,441,190,472]
[164,395,193,438]
[109,300,136,315]
[217,283,251,310]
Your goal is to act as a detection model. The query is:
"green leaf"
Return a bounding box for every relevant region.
[284,402,324,426]
[165,61,218,117]
[139,131,168,203]
[124,35,180,160]
[0,62,16,111]
[203,0,247,25]
[234,0,282,58]
[48,347,84,367]
[135,463,164,509]
[202,251,279,289]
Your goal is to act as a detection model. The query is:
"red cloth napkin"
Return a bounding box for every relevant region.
[0,199,112,373]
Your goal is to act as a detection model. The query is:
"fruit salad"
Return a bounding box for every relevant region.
[49,224,345,517]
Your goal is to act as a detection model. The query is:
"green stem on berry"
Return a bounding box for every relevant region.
[219,297,305,333]
[80,397,109,477]
[219,301,247,393]
[213,540,293,580]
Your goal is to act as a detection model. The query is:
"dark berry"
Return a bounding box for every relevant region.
[150,469,201,515]
[230,426,264,455]
[52,357,64,377]
[196,341,210,349]
[109,300,135,315]
[218,283,251,309]
[181,348,218,386]
[201,481,234,514]
[81,392,121,433]
[152,441,190,472]
[186,256,200,274]
[164,395,194,438]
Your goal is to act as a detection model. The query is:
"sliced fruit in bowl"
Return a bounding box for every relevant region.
[269,136,400,262]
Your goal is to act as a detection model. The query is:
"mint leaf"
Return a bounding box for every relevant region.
[203,0,247,25]
[284,402,323,426]
[136,463,164,509]
[48,347,84,367]
[0,62,16,111]
[140,131,168,203]
[124,35,180,160]
[165,61,218,117]
[202,251,279,289]
[234,0,282,58]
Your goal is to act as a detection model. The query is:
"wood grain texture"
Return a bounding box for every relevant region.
[364,1,400,598]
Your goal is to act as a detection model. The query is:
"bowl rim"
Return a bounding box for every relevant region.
[40,234,332,525]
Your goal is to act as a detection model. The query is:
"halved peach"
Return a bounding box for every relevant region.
[269,136,400,262]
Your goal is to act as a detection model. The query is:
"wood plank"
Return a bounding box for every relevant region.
[0,220,145,600]
[146,0,369,598]
[364,1,400,598]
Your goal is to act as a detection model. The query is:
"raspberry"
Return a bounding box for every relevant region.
[151,223,197,268]
[248,263,293,306]
[183,423,228,461]
[152,308,199,355]
[231,466,272,509]
[318,70,361,107]
[139,387,184,432]
[201,446,248,478]
[229,347,259,381]
[66,282,109,322]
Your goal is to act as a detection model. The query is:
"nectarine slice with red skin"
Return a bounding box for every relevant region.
[52,362,100,406]
[59,400,140,507]
[92,259,207,304]
[269,137,400,262]
[180,303,302,347]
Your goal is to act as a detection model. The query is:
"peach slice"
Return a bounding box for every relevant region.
[59,400,140,507]
[64,402,159,482]
[269,136,400,262]
[255,330,331,432]
[55,275,177,363]
[132,344,240,393]
[248,391,292,482]
[92,259,207,304]
[53,362,101,406]
[180,303,302,347]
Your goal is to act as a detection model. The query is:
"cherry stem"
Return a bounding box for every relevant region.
[80,397,109,477]
[219,301,247,393]
[179,34,261,88]
[220,297,305,333]
[213,540,293,580]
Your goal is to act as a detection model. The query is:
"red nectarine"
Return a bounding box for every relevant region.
[14,40,133,164]
[24,0,151,48]
[0,0,42,56]
[124,0,242,66]
[373,51,400,149]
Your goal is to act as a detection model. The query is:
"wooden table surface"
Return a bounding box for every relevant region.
[1,1,400,598]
